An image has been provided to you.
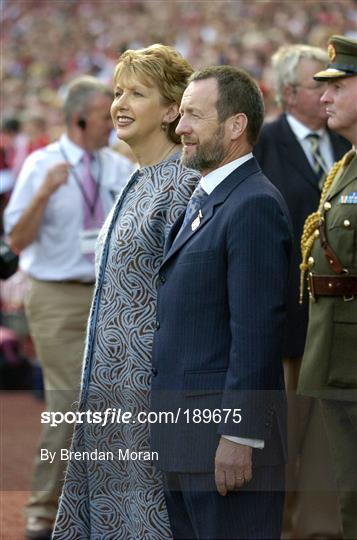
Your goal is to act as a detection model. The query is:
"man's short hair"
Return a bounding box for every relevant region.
[188,66,265,145]
[63,76,112,125]
[272,45,328,107]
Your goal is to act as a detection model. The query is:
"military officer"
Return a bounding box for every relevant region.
[298,35,357,540]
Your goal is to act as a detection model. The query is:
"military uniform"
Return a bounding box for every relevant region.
[298,35,357,540]
[298,151,357,401]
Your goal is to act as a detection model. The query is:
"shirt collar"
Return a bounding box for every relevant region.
[59,133,91,166]
[286,113,325,142]
[201,152,253,195]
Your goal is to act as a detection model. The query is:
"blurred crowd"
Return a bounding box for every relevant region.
[1,0,356,136]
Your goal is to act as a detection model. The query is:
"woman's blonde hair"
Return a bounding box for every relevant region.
[113,44,193,144]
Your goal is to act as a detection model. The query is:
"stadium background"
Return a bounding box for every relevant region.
[0,1,356,539]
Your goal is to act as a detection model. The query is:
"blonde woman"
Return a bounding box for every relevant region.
[54,45,199,539]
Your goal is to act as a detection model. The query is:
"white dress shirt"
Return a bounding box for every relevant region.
[200,153,264,450]
[4,134,134,281]
[286,114,334,173]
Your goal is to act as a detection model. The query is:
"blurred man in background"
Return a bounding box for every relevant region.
[4,75,134,540]
[254,44,350,539]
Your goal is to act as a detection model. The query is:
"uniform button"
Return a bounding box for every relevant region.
[314,229,320,238]
[151,368,158,376]
[324,201,331,211]
[343,219,351,228]
[155,320,160,330]
[308,256,314,267]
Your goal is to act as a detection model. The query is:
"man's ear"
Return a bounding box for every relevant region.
[162,103,179,125]
[230,113,248,141]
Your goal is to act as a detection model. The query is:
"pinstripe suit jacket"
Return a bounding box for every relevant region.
[150,157,293,472]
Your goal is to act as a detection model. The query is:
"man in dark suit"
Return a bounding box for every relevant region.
[150,66,292,539]
[254,44,350,539]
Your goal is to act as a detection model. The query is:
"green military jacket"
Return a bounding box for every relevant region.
[298,151,357,401]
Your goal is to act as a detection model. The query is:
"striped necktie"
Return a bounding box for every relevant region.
[176,183,209,239]
[306,133,328,189]
[81,152,104,262]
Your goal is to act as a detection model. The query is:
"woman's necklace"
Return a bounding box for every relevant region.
[159,142,178,163]
[138,142,179,167]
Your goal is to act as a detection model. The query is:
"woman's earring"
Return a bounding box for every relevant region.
[161,122,168,131]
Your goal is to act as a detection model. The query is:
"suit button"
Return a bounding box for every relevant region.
[151,368,158,376]
[159,275,166,284]
[155,320,160,330]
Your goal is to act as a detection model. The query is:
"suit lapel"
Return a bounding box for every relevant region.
[278,115,320,192]
[164,199,215,261]
[162,157,261,266]
[163,212,185,257]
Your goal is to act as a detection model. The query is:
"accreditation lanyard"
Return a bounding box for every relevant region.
[60,145,103,219]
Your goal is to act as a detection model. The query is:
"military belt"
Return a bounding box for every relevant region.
[308,273,357,301]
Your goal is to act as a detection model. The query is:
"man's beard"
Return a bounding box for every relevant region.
[181,124,225,172]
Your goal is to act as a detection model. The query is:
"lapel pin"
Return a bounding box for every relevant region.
[191,210,203,231]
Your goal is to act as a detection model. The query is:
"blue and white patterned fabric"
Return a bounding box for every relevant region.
[53,155,199,540]
[179,183,208,230]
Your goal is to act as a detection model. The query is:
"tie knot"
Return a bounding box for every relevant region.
[306,132,320,143]
[82,151,94,165]
[306,134,322,156]
[191,183,207,202]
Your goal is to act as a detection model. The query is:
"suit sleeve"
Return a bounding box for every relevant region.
[219,191,292,440]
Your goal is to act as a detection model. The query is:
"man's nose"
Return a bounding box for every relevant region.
[176,116,190,136]
[320,87,331,104]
